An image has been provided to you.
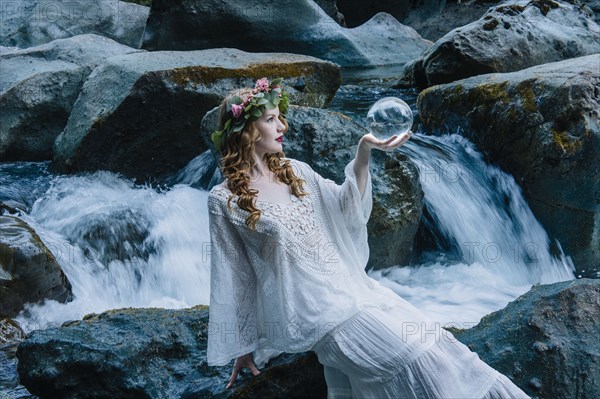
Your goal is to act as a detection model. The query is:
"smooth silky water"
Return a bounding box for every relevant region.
[0,72,575,397]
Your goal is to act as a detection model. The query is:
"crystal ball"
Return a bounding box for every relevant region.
[366,97,414,140]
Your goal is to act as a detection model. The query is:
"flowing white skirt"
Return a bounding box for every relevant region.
[311,304,530,399]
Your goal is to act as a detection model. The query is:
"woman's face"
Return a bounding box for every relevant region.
[253,107,286,157]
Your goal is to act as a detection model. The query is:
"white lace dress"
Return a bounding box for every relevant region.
[206,158,529,399]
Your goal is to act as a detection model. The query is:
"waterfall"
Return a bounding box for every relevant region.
[367,132,574,326]
[14,170,213,332]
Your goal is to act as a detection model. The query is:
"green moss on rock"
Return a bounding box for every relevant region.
[170,63,326,87]
[551,128,583,154]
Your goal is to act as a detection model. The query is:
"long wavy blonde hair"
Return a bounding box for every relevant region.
[216,89,308,230]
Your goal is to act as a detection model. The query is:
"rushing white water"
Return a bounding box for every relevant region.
[9,132,574,334]
[15,171,212,332]
[367,133,575,326]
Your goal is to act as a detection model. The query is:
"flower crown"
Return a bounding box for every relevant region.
[211,77,290,153]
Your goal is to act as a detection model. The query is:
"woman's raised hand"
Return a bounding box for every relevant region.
[226,352,261,389]
[360,131,413,151]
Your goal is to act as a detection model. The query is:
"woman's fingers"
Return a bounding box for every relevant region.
[376,131,412,151]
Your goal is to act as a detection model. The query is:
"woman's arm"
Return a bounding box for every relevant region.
[354,132,413,197]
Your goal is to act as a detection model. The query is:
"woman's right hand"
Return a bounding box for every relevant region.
[226,352,261,389]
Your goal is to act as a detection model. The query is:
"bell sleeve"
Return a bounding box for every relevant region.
[206,210,258,366]
[300,158,373,226]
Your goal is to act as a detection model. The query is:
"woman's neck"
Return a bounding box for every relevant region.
[249,162,271,181]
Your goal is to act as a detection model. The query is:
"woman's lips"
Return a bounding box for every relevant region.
[276,137,283,142]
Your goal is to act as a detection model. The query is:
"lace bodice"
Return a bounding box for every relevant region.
[209,186,319,237]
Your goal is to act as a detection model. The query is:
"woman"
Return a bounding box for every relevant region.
[206,77,529,398]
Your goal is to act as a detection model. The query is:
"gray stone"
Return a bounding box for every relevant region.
[417,54,600,278]
[0,0,149,49]
[402,0,501,41]
[16,306,327,398]
[0,34,141,161]
[0,318,25,346]
[201,105,424,269]
[400,0,600,89]
[141,0,431,67]
[52,48,341,183]
[454,278,600,399]
[0,215,73,318]
[338,0,499,41]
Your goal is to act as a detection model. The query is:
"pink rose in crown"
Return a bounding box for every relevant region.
[255,78,270,91]
[231,104,243,118]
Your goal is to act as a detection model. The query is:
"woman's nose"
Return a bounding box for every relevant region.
[277,120,285,132]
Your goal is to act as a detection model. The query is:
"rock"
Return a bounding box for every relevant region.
[337,0,411,27]
[0,215,73,318]
[454,278,600,399]
[0,202,20,216]
[400,0,600,89]
[0,34,142,161]
[417,54,600,278]
[0,318,26,394]
[402,0,502,41]
[201,105,424,269]
[339,0,500,40]
[0,0,149,49]
[0,318,25,347]
[17,306,327,398]
[52,49,341,183]
[141,0,430,67]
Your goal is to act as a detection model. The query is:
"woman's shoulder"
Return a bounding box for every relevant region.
[207,182,235,215]
[284,157,311,176]
[210,181,230,193]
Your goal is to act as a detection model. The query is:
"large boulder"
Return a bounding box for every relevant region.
[0,0,149,49]
[417,54,600,278]
[338,0,500,41]
[201,105,424,270]
[141,0,431,67]
[0,34,142,161]
[0,214,73,318]
[400,0,600,89]
[17,306,327,398]
[52,49,341,183]
[401,0,502,41]
[455,278,600,398]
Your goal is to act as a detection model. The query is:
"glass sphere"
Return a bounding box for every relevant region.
[366,97,413,140]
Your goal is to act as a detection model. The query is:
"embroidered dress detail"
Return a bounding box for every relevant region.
[210,187,318,237]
